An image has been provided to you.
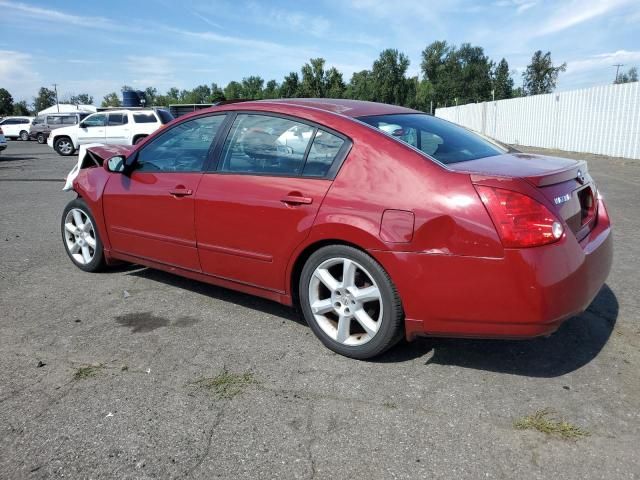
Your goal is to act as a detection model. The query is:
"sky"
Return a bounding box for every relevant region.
[0,0,639,104]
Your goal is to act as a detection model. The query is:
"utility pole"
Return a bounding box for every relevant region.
[52,83,59,112]
[613,64,624,84]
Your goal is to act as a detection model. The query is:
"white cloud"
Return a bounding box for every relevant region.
[535,0,634,36]
[0,0,117,29]
[566,49,640,74]
[0,50,42,101]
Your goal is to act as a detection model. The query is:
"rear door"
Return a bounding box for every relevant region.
[77,113,107,144]
[194,112,350,292]
[105,113,130,144]
[102,114,227,270]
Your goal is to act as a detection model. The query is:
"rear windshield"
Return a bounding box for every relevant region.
[358,113,506,164]
[156,109,174,124]
[133,113,157,124]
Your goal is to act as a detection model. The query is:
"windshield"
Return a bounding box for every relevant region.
[358,113,506,164]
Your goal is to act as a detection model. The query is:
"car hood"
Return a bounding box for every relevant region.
[63,144,134,191]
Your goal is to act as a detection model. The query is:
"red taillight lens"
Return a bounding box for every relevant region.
[474,185,564,248]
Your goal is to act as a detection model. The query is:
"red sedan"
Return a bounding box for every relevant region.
[61,99,613,359]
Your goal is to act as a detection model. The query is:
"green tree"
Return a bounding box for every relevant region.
[33,87,57,112]
[346,70,373,101]
[0,88,14,115]
[13,100,31,116]
[325,67,346,98]
[279,72,300,98]
[263,80,280,99]
[143,87,158,105]
[492,58,513,100]
[224,81,244,100]
[101,92,121,107]
[210,83,225,102]
[615,66,638,84]
[69,93,94,105]
[523,50,566,95]
[241,76,264,99]
[370,49,411,105]
[300,58,327,97]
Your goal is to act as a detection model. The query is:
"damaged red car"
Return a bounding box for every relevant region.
[61,99,613,359]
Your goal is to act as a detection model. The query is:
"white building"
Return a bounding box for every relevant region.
[37,104,97,116]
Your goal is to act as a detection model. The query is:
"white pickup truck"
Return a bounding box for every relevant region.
[48,109,173,156]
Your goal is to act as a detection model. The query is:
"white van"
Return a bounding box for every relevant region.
[0,116,34,140]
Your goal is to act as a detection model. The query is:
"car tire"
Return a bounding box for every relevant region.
[54,137,75,156]
[19,130,29,141]
[61,198,105,273]
[299,245,404,359]
[36,133,46,144]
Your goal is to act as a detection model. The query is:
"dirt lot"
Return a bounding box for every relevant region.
[0,141,638,479]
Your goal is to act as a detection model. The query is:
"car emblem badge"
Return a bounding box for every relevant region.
[553,193,571,205]
[576,170,585,184]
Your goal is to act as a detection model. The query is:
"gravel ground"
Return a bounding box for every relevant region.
[0,141,638,479]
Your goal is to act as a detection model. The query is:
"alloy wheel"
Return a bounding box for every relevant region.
[57,139,73,155]
[308,257,383,346]
[63,208,97,265]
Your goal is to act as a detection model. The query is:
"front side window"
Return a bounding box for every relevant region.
[219,114,314,175]
[135,115,226,173]
[358,113,506,164]
[133,113,157,124]
[82,114,107,127]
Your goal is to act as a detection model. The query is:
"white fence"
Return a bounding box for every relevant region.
[435,82,640,159]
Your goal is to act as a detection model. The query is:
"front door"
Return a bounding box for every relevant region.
[77,113,107,144]
[195,113,348,292]
[102,114,227,271]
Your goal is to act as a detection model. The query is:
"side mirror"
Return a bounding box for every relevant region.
[79,122,87,128]
[105,155,126,173]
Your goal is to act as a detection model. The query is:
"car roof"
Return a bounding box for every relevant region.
[226,98,420,118]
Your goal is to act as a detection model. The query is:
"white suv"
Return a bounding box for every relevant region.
[48,109,173,156]
[0,116,34,140]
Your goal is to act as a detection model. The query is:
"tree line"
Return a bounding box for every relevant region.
[1,41,638,116]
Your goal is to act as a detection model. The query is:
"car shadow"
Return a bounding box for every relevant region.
[376,284,618,377]
[125,266,618,377]
[126,267,302,324]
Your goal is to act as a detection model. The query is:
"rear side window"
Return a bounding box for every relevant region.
[48,116,63,125]
[33,116,45,125]
[219,114,314,175]
[133,113,157,124]
[62,116,78,125]
[359,113,506,164]
[156,109,174,124]
[136,115,226,173]
[108,113,128,126]
[303,130,345,177]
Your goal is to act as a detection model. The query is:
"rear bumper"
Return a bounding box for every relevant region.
[371,199,613,340]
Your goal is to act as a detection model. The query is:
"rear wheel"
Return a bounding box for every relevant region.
[19,130,29,141]
[36,133,46,144]
[299,245,404,359]
[54,137,75,156]
[61,199,105,272]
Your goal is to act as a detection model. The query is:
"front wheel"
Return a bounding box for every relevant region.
[61,199,105,272]
[19,130,29,141]
[54,137,75,156]
[299,245,404,359]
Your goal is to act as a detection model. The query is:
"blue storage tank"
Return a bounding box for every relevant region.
[122,90,145,107]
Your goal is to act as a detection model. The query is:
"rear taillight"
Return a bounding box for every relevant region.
[474,185,564,248]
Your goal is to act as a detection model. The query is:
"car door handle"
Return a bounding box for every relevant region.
[169,187,193,197]
[281,195,313,205]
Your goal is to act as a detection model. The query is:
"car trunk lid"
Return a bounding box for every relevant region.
[448,153,598,241]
